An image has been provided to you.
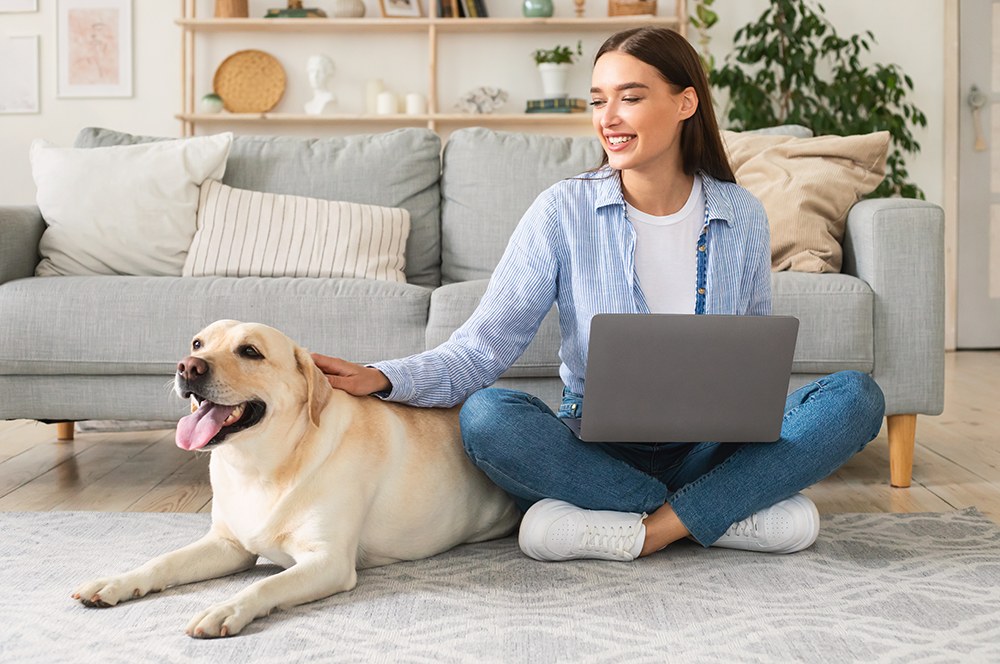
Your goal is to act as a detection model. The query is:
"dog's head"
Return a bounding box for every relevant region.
[174,320,330,451]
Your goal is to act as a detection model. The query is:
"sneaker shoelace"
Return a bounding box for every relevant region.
[726,512,759,538]
[578,515,646,557]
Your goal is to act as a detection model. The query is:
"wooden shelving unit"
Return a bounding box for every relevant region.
[177,2,686,136]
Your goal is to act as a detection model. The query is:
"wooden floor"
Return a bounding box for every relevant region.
[1,351,998,521]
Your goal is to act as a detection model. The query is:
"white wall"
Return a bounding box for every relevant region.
[0,0,944,206]
[1,1,179,206]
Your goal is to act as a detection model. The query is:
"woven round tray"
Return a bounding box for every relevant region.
[608,0,657,16]
[213,49,286,113]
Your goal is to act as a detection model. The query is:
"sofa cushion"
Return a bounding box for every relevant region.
[426,280,560,378]
[32,134,232,277]
[184,180,410,282]
[772,272,874,373]
[74,127,443,287]
[723,130,890,273]
[0,276,430,375]
[440,128,603,283]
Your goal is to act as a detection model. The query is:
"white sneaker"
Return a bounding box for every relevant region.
[518,498,646,562]
[711,493,820,554]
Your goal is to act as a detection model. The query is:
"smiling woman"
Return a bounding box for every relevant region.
[588,27,734,212]
[313,25,886,566]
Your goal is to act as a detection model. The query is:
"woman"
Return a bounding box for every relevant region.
[312,27,885,562]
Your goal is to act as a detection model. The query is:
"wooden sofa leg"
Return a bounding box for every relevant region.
[887,414,916,488]
[55,421,75,442]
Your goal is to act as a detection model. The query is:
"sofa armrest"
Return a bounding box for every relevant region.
[0,206,44,286]
[842,198,944,416]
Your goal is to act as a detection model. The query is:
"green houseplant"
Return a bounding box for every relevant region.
[532,41,583,99]
[531,41,583,66]
[710,0,927,199]
[688,0,719,72]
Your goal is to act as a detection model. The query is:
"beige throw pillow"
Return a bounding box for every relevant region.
[722,131,890,273]
[183,180,410,282]
[31,133,233,276]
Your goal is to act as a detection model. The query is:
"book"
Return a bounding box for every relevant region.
[525,107,585,113]
[438,0,463,17]
[525,97,588,113]
[264,7,327,17]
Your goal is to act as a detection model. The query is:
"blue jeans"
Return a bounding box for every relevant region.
[459,371,885,546]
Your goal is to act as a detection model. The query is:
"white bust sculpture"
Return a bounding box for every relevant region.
[304,54,337,115]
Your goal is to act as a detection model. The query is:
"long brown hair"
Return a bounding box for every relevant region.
[594,27,735,183]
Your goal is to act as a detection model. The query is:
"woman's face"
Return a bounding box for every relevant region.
[590,51,697,176]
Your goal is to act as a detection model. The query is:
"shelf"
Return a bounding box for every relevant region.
[178,112,432,123]
[176,112,592,125]
[176,17,682,34]
[433,113,591,123]
[434,17,681,33]
[177,1,686,136]
[176,18,428,33]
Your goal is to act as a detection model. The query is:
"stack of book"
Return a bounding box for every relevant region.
[264,6,327,17]
[525,98,588,114]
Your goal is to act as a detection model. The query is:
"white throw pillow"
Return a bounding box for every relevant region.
[31,133,233,276]
[183,180,410,283]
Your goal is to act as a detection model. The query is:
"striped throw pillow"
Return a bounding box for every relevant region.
[183,180,410,282]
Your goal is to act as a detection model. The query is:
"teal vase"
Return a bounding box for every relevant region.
[522,0,554,18]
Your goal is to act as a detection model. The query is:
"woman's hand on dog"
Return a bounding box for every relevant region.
[311,353,392,396]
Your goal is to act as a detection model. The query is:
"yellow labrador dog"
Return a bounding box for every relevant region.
[72,319,519,638]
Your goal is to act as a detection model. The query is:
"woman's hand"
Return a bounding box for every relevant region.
[310,353,391,396]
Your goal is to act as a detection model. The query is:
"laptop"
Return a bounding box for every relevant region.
[562,314,799,443]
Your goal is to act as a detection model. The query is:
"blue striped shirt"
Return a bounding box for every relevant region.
[374,167,772,408]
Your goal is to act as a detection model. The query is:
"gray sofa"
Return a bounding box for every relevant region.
[0,126,944,487]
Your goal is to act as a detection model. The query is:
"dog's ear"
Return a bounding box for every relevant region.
[295,346,331,429]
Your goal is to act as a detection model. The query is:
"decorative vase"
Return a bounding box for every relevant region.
[537,63,570,99]
[200,93,224,114]
[522,0,554,18]
[332,0,365,18]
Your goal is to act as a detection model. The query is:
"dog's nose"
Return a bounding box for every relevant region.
[177,356,209,381]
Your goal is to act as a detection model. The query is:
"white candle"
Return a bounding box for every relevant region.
[376,91,397,115]
[365,79,384,114]
[405,93,427,116]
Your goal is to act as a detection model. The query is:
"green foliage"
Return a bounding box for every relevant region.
[688,0,719,72]
[532,41,583,66]
[709,0,927,199]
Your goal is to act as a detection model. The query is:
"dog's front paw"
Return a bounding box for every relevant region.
[186,602,255,638]
[72,576,144,608]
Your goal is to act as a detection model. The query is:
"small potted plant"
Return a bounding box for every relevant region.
[531,41,583,99]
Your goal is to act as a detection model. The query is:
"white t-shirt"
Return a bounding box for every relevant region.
[626,175,706,314]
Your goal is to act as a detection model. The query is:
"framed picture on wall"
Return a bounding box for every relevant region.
[379,0,423,18]
[0,0,38,11]
[57,0,132,98]
[0,35,39,113]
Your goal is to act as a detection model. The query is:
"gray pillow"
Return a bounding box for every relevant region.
[440,127,603,283]
[75,127,443,287]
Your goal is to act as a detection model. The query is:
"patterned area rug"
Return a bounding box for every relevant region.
[2,509,999,663]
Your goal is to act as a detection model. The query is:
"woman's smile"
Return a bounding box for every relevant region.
[605,134,636,150]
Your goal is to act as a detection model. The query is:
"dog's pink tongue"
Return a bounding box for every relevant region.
[176,401,235,451]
